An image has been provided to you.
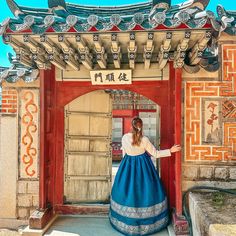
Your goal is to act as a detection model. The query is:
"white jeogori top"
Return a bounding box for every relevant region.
[121,133,171,159]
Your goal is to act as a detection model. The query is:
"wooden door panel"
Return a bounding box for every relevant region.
[89,140,109,152]
[68,139,109,152]
[68,95,90,112]
[64,90,112,203]
[67,139,90,152]
[68,90,111,113]
[90,116,111,136]
[68,114,90,136]
[65,180,110,202]
[67,154,110,176]
[89,94,111,113]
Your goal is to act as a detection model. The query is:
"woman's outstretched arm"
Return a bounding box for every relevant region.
[143,136,181,158]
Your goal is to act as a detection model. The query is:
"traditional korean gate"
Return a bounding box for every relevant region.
[40,66,182,217]
[64,90,112,203]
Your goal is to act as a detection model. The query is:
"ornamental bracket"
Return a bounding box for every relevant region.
[75,34,93,69]
[144,32,154,69]
[3,34,33,67]
[158,32,172,69]
[58,34,80,70]
[111,34,121,69]
[40,34,67,70]
[93,34,107,69]
[128,32,137,69]
[23,35,49,69]
[189,31,211,65]
[174,31,191,68]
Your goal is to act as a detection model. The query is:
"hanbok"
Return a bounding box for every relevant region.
[109,133,171,236]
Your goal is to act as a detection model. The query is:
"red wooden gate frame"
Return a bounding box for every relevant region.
[37,62,183,227]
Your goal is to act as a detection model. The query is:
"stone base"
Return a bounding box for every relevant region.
[189,192,236,236]
[172,211,189,236]
[29,208,53,229]
[22,215,57,236]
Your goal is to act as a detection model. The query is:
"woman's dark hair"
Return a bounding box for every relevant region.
[131,117,143,146]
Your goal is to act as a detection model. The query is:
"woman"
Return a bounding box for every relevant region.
[109,117,181,236]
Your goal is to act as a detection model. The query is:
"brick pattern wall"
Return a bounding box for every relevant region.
[182,43,236,191]
[184,82,236,161]
[222,44,236,96]
[17,180,39,219]
[184,44,236,162]
[0,89,18,114]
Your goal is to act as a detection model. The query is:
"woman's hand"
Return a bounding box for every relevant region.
[170,144,181,153]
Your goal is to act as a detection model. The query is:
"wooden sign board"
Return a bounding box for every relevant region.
[90,70,132,85]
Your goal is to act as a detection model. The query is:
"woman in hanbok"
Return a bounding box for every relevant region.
[109,117,181,236]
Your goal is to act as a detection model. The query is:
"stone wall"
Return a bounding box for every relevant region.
[17,180,39,219]
[182,163,236,191]
[182,37,236,191]
[0,82,40,221]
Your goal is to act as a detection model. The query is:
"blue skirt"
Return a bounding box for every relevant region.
[109,152,169,236]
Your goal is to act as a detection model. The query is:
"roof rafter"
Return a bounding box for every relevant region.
[144,32,154,69]
[3,34,33,67]
[40,34,67,70]
[75,34,93,70]
[128,32,137,69]
[23,35,50,69]
[93,34,107,69]
[111,33,121,69]
[158,32,172,69]
[58,35,80,70]
[174,31,191,68]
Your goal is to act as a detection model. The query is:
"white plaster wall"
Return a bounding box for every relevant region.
[0,116,18,218]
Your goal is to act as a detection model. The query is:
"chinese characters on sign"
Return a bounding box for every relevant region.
[90,70,132,85]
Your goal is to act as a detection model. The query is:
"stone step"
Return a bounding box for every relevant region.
[44,215,170,236]
[1,215,175,236]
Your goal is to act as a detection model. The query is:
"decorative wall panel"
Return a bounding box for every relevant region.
[221,45,236,96]
[184,44,236,161]
[202,99,221,145]
[222,99,236,119]
[19,90,39,178]
[185,82,236,161]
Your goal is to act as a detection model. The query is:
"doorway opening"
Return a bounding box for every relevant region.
[63,89,160,205]
[110,90,161,184]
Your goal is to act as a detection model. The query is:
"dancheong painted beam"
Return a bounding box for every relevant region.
[0,0,235,79]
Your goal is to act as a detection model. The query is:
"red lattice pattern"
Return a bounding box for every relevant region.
[185,82,236,161]
[221,45,236,96]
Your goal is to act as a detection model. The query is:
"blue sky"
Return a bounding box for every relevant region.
[0,0,235,67]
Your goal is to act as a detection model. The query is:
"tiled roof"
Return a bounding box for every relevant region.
[0,0,233,83]
[0,53,38,84]
[0,0,223,34]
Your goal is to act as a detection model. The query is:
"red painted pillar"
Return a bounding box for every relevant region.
[39,69,46,209]
[174,67,182,216]
[39,67,56,209]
